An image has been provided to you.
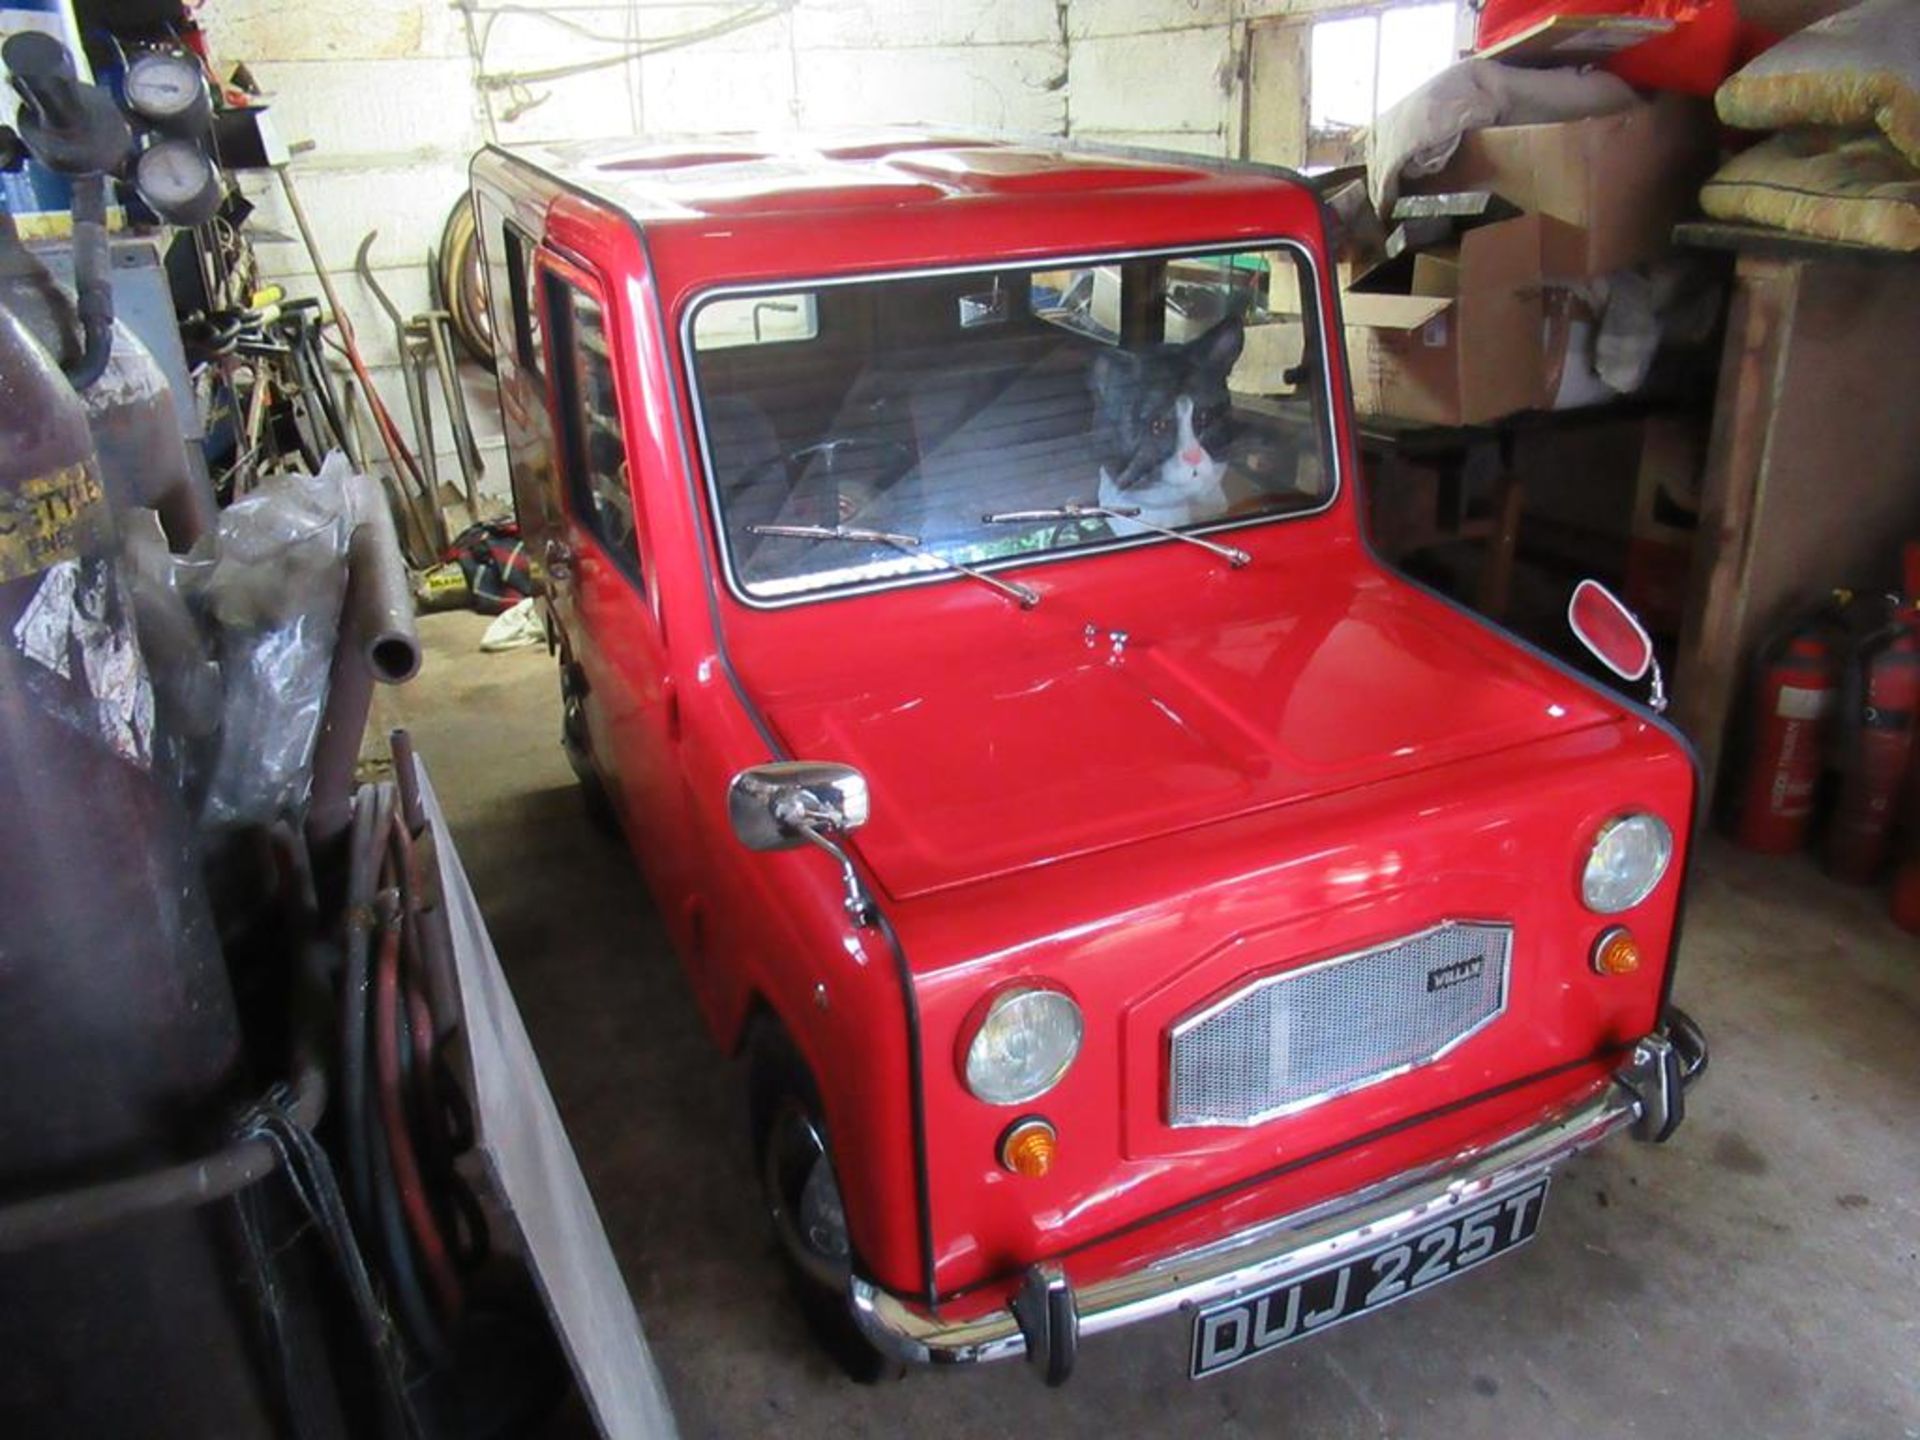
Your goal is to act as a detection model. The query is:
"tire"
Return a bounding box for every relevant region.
[436,195,496,373]
[747,1024,903,1383]
[558,663,618,834]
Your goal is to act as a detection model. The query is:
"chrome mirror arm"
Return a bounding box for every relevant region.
[791,823,874,924]
[1647,656,1668,715]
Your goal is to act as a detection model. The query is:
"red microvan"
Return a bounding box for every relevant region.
[467,134,1705,1384]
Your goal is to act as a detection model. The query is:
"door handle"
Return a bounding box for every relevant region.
[545,538,575,580]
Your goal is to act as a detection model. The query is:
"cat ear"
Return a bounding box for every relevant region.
[1190,315,1245,376]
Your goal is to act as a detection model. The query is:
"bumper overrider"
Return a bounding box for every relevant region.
[852,1008,1708,1385]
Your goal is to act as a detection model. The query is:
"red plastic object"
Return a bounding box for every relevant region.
[1735,627,1838,855]
[1826,621,1920,883]
[1892,860,1920,933]
[1475,0,1776,98]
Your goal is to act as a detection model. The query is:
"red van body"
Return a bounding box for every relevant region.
[468,135,1704,1383]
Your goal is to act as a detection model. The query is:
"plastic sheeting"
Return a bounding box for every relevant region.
[120,451,382,828]
[198,453,373,827]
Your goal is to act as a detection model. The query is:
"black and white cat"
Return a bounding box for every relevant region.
[1089,315,1244,534]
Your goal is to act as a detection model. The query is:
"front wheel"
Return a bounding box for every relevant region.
[748,1026,903,1383]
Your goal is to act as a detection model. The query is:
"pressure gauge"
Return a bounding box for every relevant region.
[134,138,221,225]
[124,51,210,134]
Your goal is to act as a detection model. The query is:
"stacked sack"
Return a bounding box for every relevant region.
[1703,0,1920,251]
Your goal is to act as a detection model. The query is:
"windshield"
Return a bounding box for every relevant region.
[686,243,1335,604]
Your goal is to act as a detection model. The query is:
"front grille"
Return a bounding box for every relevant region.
[1167,921,1512,1127]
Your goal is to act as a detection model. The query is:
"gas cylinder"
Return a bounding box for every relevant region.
[0,215,217,547]
[0,300,270,1434]
[1735,622,1839,855]
[1827,608,1920,884]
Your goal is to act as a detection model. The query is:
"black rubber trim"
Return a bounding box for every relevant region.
[624,209,938,1306]
[917,1045,1624,1308]
[869,905,940,1310]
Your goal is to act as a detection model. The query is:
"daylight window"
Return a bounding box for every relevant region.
[1310,3,1460,135]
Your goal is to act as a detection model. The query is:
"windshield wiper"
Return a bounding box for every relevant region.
[748,523,1039,609]
[982,503,1250,569]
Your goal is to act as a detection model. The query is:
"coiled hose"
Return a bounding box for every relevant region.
[340,780,487,1369]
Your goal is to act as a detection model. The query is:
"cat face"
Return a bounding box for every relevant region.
[1088,316,1244,493]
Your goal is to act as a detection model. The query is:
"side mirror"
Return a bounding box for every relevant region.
[1568,579,1666,713]
[728,761,869,849]
[728,762,874,921]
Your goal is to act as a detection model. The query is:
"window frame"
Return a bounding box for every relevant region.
[540,263,646,589]
[678,236,1344,613]
[1288,1,1466,169]
[504,219,546,379]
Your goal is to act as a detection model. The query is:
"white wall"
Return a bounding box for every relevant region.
[196,0,1344,505]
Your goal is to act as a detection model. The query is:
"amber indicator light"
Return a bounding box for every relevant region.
[999,1118,1057,1178]
[1592,926,1642,976]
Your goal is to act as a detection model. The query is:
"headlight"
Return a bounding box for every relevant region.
[962,985,1083,1105]
[1581,813,1673,913]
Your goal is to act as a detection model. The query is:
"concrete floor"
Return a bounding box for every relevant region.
[382,611,1920,1440]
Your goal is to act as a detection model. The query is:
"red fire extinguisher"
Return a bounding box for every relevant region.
[1826,610,1920,883]
[1735,616,1841,855]
[1893,835,1920,934]
[1886,545,1920,929]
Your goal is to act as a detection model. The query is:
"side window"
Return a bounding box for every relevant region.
[473,194,543,381]
[545,274,640,580]
[506,226,544,379]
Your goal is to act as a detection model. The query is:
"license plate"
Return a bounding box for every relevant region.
[1189,1177,1550,1378]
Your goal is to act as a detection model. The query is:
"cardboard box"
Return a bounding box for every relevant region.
[1235,215,1563,427]
[1404,94,1716,278]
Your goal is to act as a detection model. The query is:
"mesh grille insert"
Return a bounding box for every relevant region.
[1167,921,1512,1127]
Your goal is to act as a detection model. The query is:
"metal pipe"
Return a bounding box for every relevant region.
[404,323,450,551]
[0,1065,326,1254]
[353,232,444,550]
[424,312,482,518]
[62,173,113,389]
[308,472,421,845]
[281,168,426,496]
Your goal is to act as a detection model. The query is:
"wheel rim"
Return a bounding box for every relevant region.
[762,1099,851,1290]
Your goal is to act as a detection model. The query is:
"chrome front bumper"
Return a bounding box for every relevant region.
[852,1011,1707,1383]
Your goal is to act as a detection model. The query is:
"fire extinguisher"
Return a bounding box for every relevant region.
[1827,594,1920,884]
[1734,613,1841,855]
[1886,544,1920,929]
[1893,838,1920,933]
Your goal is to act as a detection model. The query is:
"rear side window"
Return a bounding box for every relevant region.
[473,193,543,380]
[506,226,544,378]
[544,275,640,580]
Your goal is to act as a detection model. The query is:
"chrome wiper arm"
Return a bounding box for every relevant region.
[983,502,1250,569]
[748,523,1039,609]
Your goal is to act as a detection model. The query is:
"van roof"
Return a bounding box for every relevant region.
[491,130,1307,224]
